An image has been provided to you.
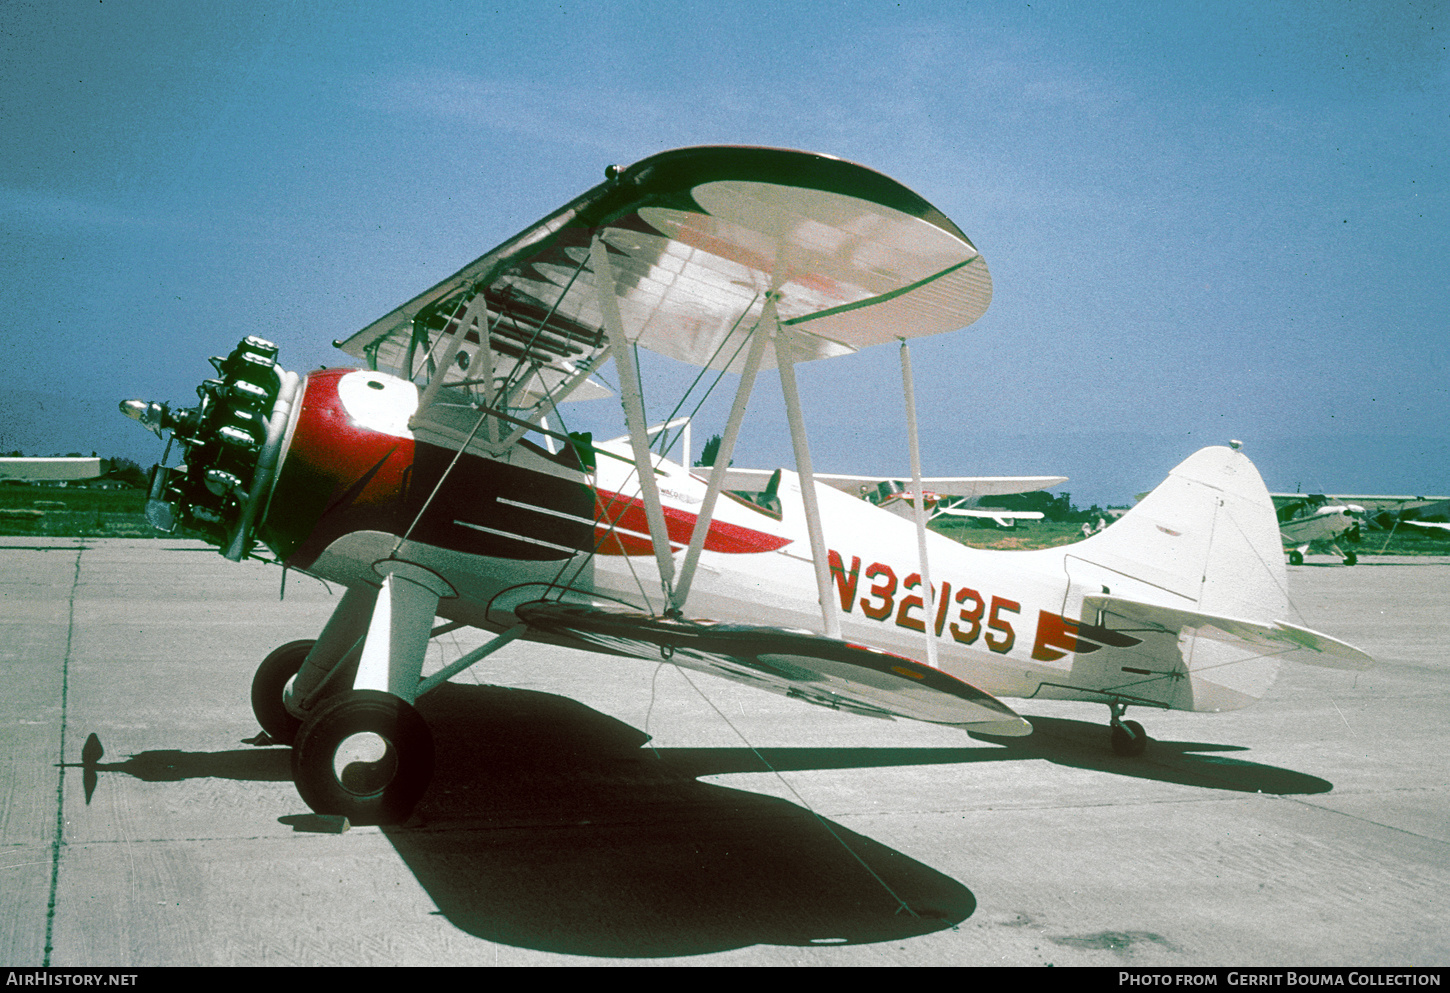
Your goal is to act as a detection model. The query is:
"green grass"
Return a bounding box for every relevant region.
[0,484,156,538]
[931,519,1088,550]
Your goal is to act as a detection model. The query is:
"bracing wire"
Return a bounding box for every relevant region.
[543,464,662,615]
[658,315,764,466]
[1220,504,1309,626]
[649,294,761,459]
[666,663,920,919]
[391,406,491,556]
[527,289,766,612]
[644,662,666,760]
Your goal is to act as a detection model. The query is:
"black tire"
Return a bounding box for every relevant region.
[291,690,434,825]
[1288,550,1304,565]
[1111,719,1148,757]
[251,640,315,745]
[1343,551,1357,566]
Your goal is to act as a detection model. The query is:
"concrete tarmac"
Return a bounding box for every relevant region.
[3,538,1447,967]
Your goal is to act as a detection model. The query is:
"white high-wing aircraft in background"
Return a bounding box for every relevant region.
[1272,492,1450,564]
[713,466,1064,527]
[1273,495,1367,565]
[120,146,1371,825]
[0,457,104,481]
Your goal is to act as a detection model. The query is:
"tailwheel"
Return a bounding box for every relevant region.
[291,690,434,825]
[1107,702,1148,757]
[1288,550,1304,565]
[1110,718,1148,757]
[251,640,315,745]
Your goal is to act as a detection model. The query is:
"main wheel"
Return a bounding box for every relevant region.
[1111,719,1148,757]
[1343,551,1357,566]
[251,640,315,745]
[291,690,434,825]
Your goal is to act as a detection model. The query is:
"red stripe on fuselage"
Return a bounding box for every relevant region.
[592,489,792,556]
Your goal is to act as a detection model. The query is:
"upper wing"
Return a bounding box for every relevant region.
[515,600,1031,734]
[716,467,1065,499]
[339,146,992,392]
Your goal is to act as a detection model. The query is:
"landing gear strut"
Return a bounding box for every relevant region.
[249,570,451,825]
[1109,702,1148,757]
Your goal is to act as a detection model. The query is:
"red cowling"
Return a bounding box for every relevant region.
[259,369,415,567]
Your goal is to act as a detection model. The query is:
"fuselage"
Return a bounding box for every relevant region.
[241,367,1282,715]
[1279,505,1363,547]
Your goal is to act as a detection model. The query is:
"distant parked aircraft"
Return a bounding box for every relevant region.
[1271,492,1450,564]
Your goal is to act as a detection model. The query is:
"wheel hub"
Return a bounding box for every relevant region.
[333,732,400,797]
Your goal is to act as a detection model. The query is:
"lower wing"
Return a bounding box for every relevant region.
[515,601,1031,734]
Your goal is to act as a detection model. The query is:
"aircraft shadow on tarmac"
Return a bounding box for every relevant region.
[391,683,973,957]
[968,716,1333,795]
[386,684,1328,957]
[73,684,1329,958]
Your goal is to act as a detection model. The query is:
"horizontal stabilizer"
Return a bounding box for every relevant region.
[1267,620,1376,668]
[516,601,1032,735]
[1088,596,1373,671]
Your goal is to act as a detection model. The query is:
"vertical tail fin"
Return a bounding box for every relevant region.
[1072,446,1288,619]
[1061,446,1292,711]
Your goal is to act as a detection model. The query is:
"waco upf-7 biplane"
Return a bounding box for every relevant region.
[121,146,1371,825]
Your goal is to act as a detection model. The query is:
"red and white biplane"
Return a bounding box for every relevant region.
[121,146,1371,825]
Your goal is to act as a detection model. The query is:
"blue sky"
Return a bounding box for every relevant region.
[2,1,1445,506]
